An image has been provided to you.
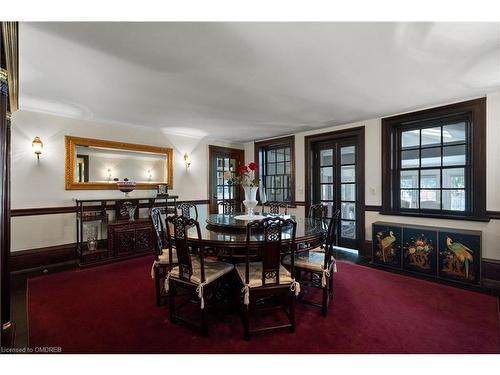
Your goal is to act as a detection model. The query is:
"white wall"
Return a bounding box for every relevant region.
[245,91,500,260]
[10,110,243,251]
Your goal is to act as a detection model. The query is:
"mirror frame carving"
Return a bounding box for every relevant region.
[64,135,173,190]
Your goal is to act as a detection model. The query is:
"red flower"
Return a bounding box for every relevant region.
[237,165,248,174]
[248,162,257,171]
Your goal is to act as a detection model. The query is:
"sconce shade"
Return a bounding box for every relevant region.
[183,153,191,169]
[32,136,43,159]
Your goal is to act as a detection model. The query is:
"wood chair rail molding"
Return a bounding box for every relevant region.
[64,135,174,190]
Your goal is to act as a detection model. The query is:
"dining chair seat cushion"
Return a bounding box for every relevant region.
[170,257,234,285]
[235,262,293,288]
[282,249,335,272]
[158,249,178,264]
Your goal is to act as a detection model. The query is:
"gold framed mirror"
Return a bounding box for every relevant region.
[64,135,173,190]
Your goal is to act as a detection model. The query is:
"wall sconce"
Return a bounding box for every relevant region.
[184,153,191,169]
[107,168,112,182]
[32,136,43,159]
[147,169,152,181]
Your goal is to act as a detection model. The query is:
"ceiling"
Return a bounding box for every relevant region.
[19,22,500,143]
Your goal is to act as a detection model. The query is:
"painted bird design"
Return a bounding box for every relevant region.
[446,236,474,280]
[377,231,396,263]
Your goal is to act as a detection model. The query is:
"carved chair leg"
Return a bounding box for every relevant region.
[321,282,328,317]
[329,273,334,296]
[243,305,250,341]
[201,302,208,337]
[289,291,296,333]
[169,279,176,322]
[154,266,161,306]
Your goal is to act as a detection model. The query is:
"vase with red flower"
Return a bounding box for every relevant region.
[227,161,260,217]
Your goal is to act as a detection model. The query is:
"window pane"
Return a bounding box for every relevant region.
[443,168,465,188]
[323,202,335,218]
[276,148,285,162]
[420,169,440,188]
[401,149,419,168]
[320,149,333,166]
[443,145,466,166]
[284,147,290,161]
[341,221,356,239]
[276,163,284,175]
[285,161,290,174]
[321,185,333,200]
[320,167,333,183]
[443,190,466,211]
[443,122,466,144]
[268,149,276,163]
[341,146,355,165]
[420,190,441,210]
[400,170,418,188]
[341,165,355,182]
[341,202,356,220]
[400,190,418,209]
[267,163,276,175]
[401,129,419,148]
[421,127,441,147]
[421,147,441,167]
[341,183,356,201]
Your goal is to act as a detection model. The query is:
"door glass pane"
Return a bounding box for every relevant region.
[323,202,335,218]
[341,183,355,201]
[341,221,356,239]
[268,163,275,175]
[284,147,290,161]
[401,149,419,168]
[443,122,466,144]
[400,190,418,209]
[341,165,355,182]
[320,149,333,166]
[420,169,440,188]
[267,149,276,163]
[276,163,284,175]
[443,168,465,188]
[420,190,441,210]
[321,185,333,201]
[421,127,441,146]
[340,146,355,165]
[341,202,355,220]
[401,129,420,148]
[400,170,418,188]
[320,167,333,183]
[443,190,466,211]
[276,148,285,162]
[285,161,290,174]
[421,147,441,167]
[443,145,466,166]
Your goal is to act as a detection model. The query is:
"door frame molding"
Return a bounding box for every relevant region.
[208,145,245,214]
[304,126,366,254]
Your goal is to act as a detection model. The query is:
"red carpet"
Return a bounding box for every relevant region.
[27,256,500,353]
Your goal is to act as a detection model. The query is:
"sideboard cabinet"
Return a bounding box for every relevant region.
[75,196,178,267]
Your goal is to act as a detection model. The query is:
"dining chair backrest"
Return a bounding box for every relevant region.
[150,207,167,261]
[176,202,199,220]
[218,200,240,214]
[245,217,297,286]
[308,203,328,220]
[165,215,205,283]
[324,209,341,264]
[268,201,289,215]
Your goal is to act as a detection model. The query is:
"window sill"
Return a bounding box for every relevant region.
[379,210,490,222]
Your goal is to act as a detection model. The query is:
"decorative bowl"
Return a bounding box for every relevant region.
[116,181,136,196]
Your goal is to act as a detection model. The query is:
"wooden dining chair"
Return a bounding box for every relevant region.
[267,201,289,215]
[218,199,240,214]
[150,207,178,306]
[165,215,234,336]
[308,203,328,220]
[282,209,340,316]
[236,216,299,340]
[176,202,199,220]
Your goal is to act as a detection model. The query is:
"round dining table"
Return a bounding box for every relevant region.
[184,212,327,259]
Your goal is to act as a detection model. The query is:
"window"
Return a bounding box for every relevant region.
[382,98,487,220]
[255,136,295,204]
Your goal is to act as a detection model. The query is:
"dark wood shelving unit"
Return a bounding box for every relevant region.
[75,196,178,267]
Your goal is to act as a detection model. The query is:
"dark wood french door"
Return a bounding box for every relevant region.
[307,128,365,252]
[208,146,244,214]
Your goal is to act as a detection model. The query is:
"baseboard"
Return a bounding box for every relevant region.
[10,243,76,273]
